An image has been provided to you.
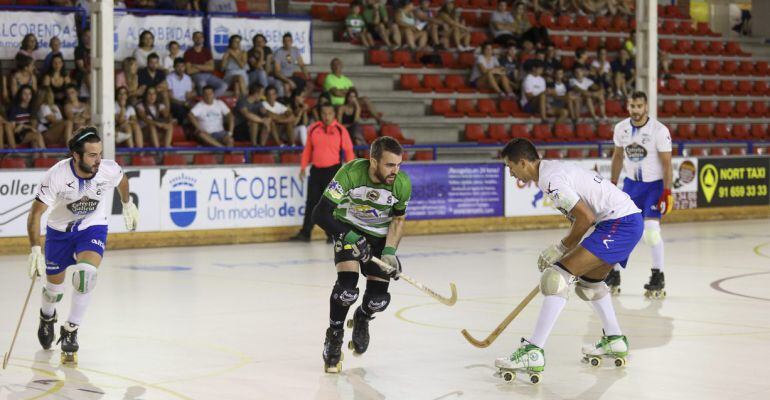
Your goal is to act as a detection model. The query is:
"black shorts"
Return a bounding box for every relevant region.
[367,24,382,41]
[333,231,389,280]
[233,122,252,142]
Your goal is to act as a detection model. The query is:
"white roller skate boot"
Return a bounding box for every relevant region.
[582,333,628,368]
[494,338,544,384]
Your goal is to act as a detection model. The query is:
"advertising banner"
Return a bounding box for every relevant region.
[0,12,78,60]
[114,14,203,61]
[208,17,312,63]
[402,163,504,220]
[697,157,770,207]
[158,167,307,231]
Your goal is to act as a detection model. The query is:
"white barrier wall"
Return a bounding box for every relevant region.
[0,12,78,60]
[208,17,312,63]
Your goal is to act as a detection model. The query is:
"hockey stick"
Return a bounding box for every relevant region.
[3,276,37,369]
[371,257,458,306]
[460,285,540,348]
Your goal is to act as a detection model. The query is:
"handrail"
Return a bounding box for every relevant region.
[113,7,204,16]
[207,11,311,20]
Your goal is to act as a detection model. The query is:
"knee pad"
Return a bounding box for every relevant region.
[642,220,662,246]
[331,283,359,307]
[71,263,98,294]
[575,278,610,301]
[362,292,391,314]
[42,282,64,303]
[540,264,575,299]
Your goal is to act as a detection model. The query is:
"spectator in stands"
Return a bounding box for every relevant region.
[166,58,196,124]
[514,1,549,48]
[136,86,174,148]
[733,8,752,36]
[63,84,90,130]
[395,2,428,51]
[548,67,571,122]
[221,34,249,98]
[247,33,274,90]
[471,43,514,97]
[499,45,520,93]
[573,48,590,71]
[611,48,635,98]
[116,57,141,104]
[161,41,182,72]
[490,0,518,47]
[533,0,568,13]
[185,31,228,96]
[189,85,235,147]
[41,36,62,75]
[659,51,673,81]
[521,60,552,123]
[37,86,73,146]
[115,86,142,147]
[262,85,295,145]
[138,53,169,105]
[135,0,157,8]
[323,58,384,124]
[415,0,448,50]
[10,55,37,99]
[233,83,271,147]
[74,28,91,97]
[273,33,312,98]
[543,43,561,74]
[337,88,366,146]
[134,31,157,69]
[624,30,635,56]
[18,33,38,59]
[437,0,472,51]
[6,85,45,150]
[590,47,612,93]
[604,0,632,16]
[518,39,536,66]
[568,65,607,122]
[311,93,333,124]
[289,90,311,146]
[346,2,376,48]
[363,0,400,49]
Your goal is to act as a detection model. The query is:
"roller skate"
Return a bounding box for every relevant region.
[494,338,544,384]
[643,269,666,299]
[57,322,79,366]
[37,310,57,350]
[605,270,621,296]
[322,327,344,373]
[347,308,373,356]
[581,333,628,368]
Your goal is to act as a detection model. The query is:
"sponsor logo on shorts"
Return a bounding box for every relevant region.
[602,238,614,249]
[91,239,105,249]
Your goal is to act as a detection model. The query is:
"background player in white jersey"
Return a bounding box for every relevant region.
[495,138,642,382]
[27,127,139,365]
[608,91,673,298]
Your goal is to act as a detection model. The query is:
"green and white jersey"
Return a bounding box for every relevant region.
[323,159,411,237]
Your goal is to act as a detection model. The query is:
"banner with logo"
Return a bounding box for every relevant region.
[402,163,504,220]
[0,12,78,60]
[114,14,203,61]
[208,17,312,63]
[159,167,307,231]
[697,156,770,207]
[106,169,162,233]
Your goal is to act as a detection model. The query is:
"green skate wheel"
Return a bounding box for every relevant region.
[589,357,601,367]
[346,319,354,329]
[529,374,540,384]
[348,341,354,350]
[614,358,626,368]
[502,371,515,382]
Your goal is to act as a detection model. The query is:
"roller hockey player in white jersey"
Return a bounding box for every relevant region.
[607,91,673,298]
[27,127,139,365]
[495,138,643,383]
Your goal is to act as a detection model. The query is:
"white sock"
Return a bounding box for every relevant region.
[41,281,65,318]
[645,219,665,271]
[68,290,93,326]
[613,264,621,272]
[589,295,622,336]
[528,295,567,348]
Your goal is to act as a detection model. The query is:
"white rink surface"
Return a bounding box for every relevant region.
[1,219,770,400]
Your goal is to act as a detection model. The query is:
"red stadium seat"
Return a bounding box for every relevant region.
[684,79,701,94]
[749,102,768,118]
[438,51,459,68]
[539,12,555,28]
[738,61,754,76]
[725,42,746,56]
[679,100,697,117]
[695,125,713,140]
[660,100,679,118]
[597,123,613,140]
[733,101,750,117]
[431,99,453,116]
[470,31,488,46]
[131,155,156,166]
[566,36,586,51]
[696,101,716,117]
[736,80,752,95]
[550,35,566,50]
[676,124,694,141]
[658,38,674,53]
[252,153,275,164]
[575,15,592,30]
[280,152,302,164]
[689,147,709,157]
[499,99,522,116]
[610,16,628,32]
[707,41,724,55]
[692,41,709,54]
[532,124,552,142]
[309,5,330,20]
[729,147,747,156]
[660,20,677,34]
[721,60,738,75]
[567,148,586,158]
[413,151,434,161]
[456,99,479,117]
[33,158,59,168]
[732,124,750,139]
[381,124,415,144]
[702,80,718,95]
[752,81,769,96]
[464,124,486,142]
[705,60,721,74]
[755,61,768,76]
[553,124,575,141]
[510,125,529,139]
[368,49,391,66]
[362,125,378,143]
[594,15,610,31]
[458,52,476,69]
[488,124,509,142]
[717,80,736,95]
[556,14,573,29]
[673,40,692,54]
[714,123,730,139]
[676,21,694,35]
[716,101,733,117]
[223,153,245,164]
[586,36,601,51]
[193,154,217,165]
[606,37,623,51]
[670,58,686,73]
[544,149,564,159]
[162,154,186,166]
[687,60,704,74]
[446,75,473,93]
[750,124,767,140]
[477,99,507,118]
[425,75,452,93]
[575,123,595,141]
[393,50,420,68]
[400,74,423,91]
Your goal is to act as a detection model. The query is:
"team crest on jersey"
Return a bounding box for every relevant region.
[366,190,380,202]
[327,180,344,200]
[351,204,381,221]
[66,196,99,215]
[624,143,647,162]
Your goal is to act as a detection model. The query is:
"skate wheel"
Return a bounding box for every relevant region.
[502,371,515,382]
[589,357,601,367]
[346,319,354,329]
[348,341,354,350]
[660,290,667,298]
[611,287,621,296]
[614,357,626,368]
[324,362,342,373]
[529,374,540,384]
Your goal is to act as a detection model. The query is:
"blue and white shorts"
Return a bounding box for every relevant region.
[581,213,643,268]
[623,178,664,219]
[45,225,108,275]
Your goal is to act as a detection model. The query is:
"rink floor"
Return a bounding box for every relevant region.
[0,219,769,399]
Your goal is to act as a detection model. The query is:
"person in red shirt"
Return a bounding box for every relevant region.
[184,31,228,96]
[291,103,356,242]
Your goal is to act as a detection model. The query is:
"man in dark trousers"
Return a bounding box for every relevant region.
[290,103,355,242]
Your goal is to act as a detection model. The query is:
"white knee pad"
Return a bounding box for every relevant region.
[540,265,575,299]
[643,219,662,246]
[575,278,610,301]
[71,263,98,294]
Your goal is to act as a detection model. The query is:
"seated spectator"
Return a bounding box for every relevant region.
[337,89,367,146]
[289,91,310,146]
[42,54,71,106]
[437,0,471,51]
[221,34,249,98]
[311,93,333,124]
[10,55,37,99]
[470,43,514,97]
[116,57,141,103]
[415,0,448,49]
[74,28,91,97]
[134,30,157,69]
[590,47,612,92]
[363,0,401,49]
[533,0,568,13]
[37,86,73,146]
[185,31,228,96]
[138,53,169,104]
[518,39,537,66]
[188,85,235,147]
[543,44,562,75]
[136,86,174,148]
[6,85,45,149]
[733,8,752,36]
[115,86,142,147]
[233,83,271,147]
[166,58,196,124]
[573,48,590,72]
[41,36,63,75]
[624,30,635,56]
[17,33,38,59]
[490,0,518,47]
[659,51,673,81]
[161,41,182,72]
[498,45,520,92]
[323,58,384,124]
[247,33,274,90]
[261,86,295,145]
[346,2,376,48]
[395,2,428,51]
[63,84,91,130]
[611,48,635,98]
[273,33,312,98]
[514,2,550,48]
[547,67,571,123]
[568,65,607,122]
[521,60,557,123]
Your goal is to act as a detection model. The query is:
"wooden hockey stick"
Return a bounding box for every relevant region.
[3,276,37,369]
[371,257,458,306]
[460,285,540,348]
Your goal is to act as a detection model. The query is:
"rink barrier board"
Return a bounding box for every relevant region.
[0,205,768,255]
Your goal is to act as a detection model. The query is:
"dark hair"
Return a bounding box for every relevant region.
[139,30,155,46]
[345,87,359,104]
[167,40,179,49]
[501,138,539,163]
[265,85,278,95]
[370,136,403,161]
[21,33,38,50]
[147,52,159,62]
[173,57,185,67]
[115,85,128,100]
[228,34,242,49]
[282,32,293,41]
[203,85,215,92]
[68,126,101,156]
[575,48,586,59]
[15,54,34,71]
[597,46,606,55]
[248,82,264,96]
[143,85,158,103]
[48,54,67,76]
[630,91,647,103]
[14,84,33,104]
[252,33,266,44]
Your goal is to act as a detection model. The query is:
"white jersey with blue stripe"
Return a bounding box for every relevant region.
[35,158,124,232]
[613,117,672,182]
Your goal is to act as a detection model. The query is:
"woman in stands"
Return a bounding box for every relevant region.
[437,0,472,51]
[115,86,143,148]
[136,86,174,148]
[42,54,72,106]
[133,30,157,69]
[221,34,249,98]
[395,2,428,51]
[10,55,38,99]
[37,86,73,146]
[116,57,141,104]
[471,42,514,97]
[63,84,91,131]
[289,90,310,146]
[247,34,274,90]
[337,89,366,146]
[17,33,38,59]
[6,85,45,150]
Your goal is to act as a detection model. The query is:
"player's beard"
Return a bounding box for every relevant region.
[375,169,396,185]
[78,159,99,177]
[630,112,646,124]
